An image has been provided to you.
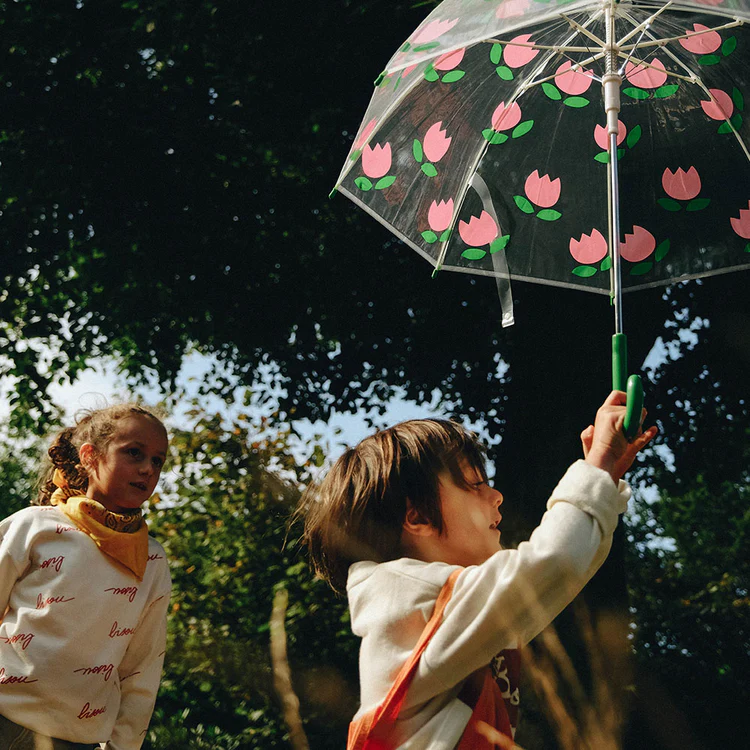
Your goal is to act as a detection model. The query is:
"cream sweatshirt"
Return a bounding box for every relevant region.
[0,505,171,749]
[347,460,631,749]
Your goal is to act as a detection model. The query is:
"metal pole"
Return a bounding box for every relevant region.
[602,0,623,336]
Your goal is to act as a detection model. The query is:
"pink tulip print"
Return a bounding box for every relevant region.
[352,118,378,154]
[413,122,451,177]
[495,0,530,19]
[423,122,452,163]
[515,171,562,220]
[483,101,532,145]
[491,102,522,131]
[362,144,392,179]
[411,18,458,46]
[458,211,509,261]
[433,48,465,71]
[422,199,455,244]
[554,61,594,96]
[524,171,561,208]
[355,143,396,192]
[679,24,722,54]
[428,199,454,233]
[730,201,750,246]
[459,211,498,246]
[659,167,710,212]
[700,89,733,120]
[625,58,668,89]
[504,34,540,68]
[570,230,608,266]
[620,226,656,263]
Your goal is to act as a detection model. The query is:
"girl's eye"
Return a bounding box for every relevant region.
[153,457,164,468]
[127,447,142,458]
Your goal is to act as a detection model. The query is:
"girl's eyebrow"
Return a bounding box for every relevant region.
[126,440,167,457]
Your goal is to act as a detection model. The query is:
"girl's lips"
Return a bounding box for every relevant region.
[130,482,148,491]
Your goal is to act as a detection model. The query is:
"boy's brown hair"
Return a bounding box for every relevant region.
[300,418,488,595]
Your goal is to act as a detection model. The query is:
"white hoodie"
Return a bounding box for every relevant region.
[346,460,630,749]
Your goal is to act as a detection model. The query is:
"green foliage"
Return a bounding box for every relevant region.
[145,405,357,749]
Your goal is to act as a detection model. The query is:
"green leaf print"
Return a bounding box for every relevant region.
[623,87,650,100]
[514,195,535,214]
[413,139,424,163]
[536,209,562,221]
[439,229,452,243]
[482,129,508,144]
[657,198,681,212]
[655,239,670,262]
[722,36,737,56]
[630,261,653,276]
[572,265,597,278]
[490,235,510,254]
[354,177,373,191]
[375,176,396,190]
[732,87,744,112]
[490,44,503,65]
[600,256,612,272]
[594,152,610,163]
[698,54,721,66]
[496,66,514,81]
[442,70,466,83]
[653,84,680,99]
[686,198,710,212]
[563,96,589,108]
[413,42,440,52]
[421,163,438,177]
[626,124,642,149]
[462,248,487,260]
[511,120,533,139]
[424,67,440,82]
[542,82,562,100]
[421,230,438,244]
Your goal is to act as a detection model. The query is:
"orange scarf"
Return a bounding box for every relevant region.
[50,470,149,580]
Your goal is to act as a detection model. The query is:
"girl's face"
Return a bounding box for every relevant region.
[82,415,168,513]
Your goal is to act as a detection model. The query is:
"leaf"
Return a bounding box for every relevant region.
[722,36,737,56]
[374,175,396,190]
[630,261,653,276]
[511,120,533,139]
[686,198,710,211]
[462,248,487,260]
[717,121,733,134]
[412,139,423,163]
[490,44,503,65]
[745,242,750,253]
[657,197,682,212]
[424,67,440,82]
[536,209,562,221]
[730,113,743,130]
[732,87,744,112]
[623,87,650,100]
[354,177,373,191]
[496,65,514,81]
[421,163,438,177]
[421,230,438,244]
[626,124,642,149]
[413,42,440,52]
[400,42,411,53]
[655,239,670,262]
[698,54,721,66]
[513,195,534,214]
[490,235,510,254]
[617,148,625,159]
[439,229,452,243]
[349,148,362,162]
[654,84,680,99]
[594,152,610,163]
[563,96,589,108]
[600,256,612,272]
[572,265,597,278]
[441,70,466,84]
[542,82,562,100]
[482,128,508,144]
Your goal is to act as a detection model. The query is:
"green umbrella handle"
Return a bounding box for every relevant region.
[612,333,644,440]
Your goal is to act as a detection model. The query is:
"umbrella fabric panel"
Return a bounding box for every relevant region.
[337,2,750,294]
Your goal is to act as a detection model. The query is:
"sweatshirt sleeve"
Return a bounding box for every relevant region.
[413,460,629,703]
[103,567,171,750]
[0,516,29,617]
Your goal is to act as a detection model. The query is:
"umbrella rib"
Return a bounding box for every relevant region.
[621,9,750,162]
[616,0,675,46]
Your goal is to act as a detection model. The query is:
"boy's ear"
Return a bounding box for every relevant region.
[402,503,437,537]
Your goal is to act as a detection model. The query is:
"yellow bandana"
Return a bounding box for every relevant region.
[50,470,149,581]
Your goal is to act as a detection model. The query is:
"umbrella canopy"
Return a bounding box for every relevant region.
[334,0,750,318]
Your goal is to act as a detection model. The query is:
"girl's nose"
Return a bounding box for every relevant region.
[493,489,504,507]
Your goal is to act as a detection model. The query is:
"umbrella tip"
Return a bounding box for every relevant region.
[431,265,442,279]
[328,187,338,199]
[374,71,386,87]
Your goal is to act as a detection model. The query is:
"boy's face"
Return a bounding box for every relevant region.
[434,461,504,567]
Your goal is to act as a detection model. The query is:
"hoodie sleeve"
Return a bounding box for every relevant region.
[411,460,629,705]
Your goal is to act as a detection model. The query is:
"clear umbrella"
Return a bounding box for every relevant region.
[333,0,750,435]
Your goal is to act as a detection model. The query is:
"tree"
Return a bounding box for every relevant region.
[146,403,357,749]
